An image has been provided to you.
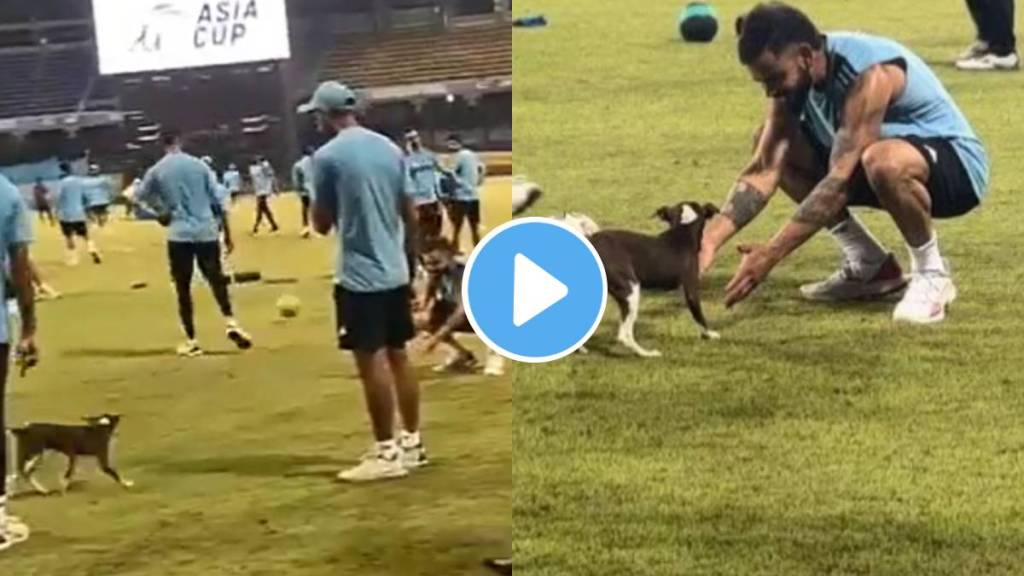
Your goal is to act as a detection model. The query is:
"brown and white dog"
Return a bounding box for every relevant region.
[9,413,133,495]
[587,201,719,357]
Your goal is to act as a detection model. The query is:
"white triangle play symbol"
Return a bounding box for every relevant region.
[513,253,569,327]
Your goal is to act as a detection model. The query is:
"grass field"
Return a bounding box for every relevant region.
[514,1,1024,574]
[4,182,511,576]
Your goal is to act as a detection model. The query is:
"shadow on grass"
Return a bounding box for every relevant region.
[149,453,344,479]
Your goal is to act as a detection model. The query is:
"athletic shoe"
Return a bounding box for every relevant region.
[399,433,429,469]
[892,269,957,325]
[800,253,907,302]
[90,251,103,265]
[36,284,62,300]
[0,516,31,552]
[301,227,311,238]
[226,321,253,350]
[956,51,1020,71]
[176,340,203,358]
[484,558,512,575]
[337,448,408,483]
[433,351,477,373]
[957,39,989,61]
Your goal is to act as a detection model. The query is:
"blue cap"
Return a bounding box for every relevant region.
[297,81,358,114]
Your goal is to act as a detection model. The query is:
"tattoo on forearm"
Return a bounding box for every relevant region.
[721,181,769,228]
[793,175,848,227]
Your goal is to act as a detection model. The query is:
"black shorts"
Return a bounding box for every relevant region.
[803,129,980,219]
[168,241,224,285]
[334,285,415,352]
[59,221,88,238]
[449,200,481,225]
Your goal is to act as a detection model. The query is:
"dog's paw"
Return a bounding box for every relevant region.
[639,349,662,358]
[701,330,721,341]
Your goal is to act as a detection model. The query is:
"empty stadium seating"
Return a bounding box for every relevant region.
[0,45,98,119]
[319,22,511,88]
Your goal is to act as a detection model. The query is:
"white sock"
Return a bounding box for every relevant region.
[87,240,99,254]
[829,215,888,269]
[908,233,947,274]
[0,495,8,524]
[401,431,421,447]
[377,439,399,457]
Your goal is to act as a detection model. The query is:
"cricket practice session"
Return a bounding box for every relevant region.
[0,1,512,575]
[513,0,1024,574]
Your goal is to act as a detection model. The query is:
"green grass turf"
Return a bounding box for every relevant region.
[4,187,511,575]
[514,1,1024,574]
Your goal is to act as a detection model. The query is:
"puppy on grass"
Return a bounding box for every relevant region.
[9,414,133,496]
[413,238,505,376]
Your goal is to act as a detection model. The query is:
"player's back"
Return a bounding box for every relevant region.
[315,126,408,292]
[804,31,989,198]
[145,152,220,243]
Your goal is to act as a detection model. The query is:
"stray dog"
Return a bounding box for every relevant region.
[10,414,133,495]
[415,238,505,376]
[588,202,719,357]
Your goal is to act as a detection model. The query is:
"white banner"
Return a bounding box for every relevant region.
[93,0,291,75]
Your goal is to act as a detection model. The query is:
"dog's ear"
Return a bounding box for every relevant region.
[702,202,719,219]
[652,206,672,223]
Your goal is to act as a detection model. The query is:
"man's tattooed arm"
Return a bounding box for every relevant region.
[721,180,771,230]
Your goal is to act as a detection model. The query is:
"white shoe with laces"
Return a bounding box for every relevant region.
[956,51,1020,71]
[399,433,429,469]
[957,39,989,61]
[337,447,409,483]
[800,253,907,302]
[892,268,957,325]
[176,340,203,357]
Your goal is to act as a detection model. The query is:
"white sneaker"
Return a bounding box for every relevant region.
[892,271,957,325]
[176,340,203,357]
[0,516,30,552]
[399,434,429,469]
[956,51,1020,71]
[226,321,253,350]
[337,449,408,483]
[957,39,989,61]
[800,254,907,302]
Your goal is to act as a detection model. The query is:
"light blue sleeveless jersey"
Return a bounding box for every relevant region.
[801,32,989,200]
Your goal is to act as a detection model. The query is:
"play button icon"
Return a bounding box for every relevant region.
[513,254,569,327]
[463,217,607,363]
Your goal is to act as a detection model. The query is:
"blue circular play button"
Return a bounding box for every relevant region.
[463,217,607,363]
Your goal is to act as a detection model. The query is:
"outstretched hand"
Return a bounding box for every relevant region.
[724,243,779,308]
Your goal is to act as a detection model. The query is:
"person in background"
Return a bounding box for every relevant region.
[291,146,316,238]
[956,0,1019,70]
[446,134,486,248]
[32,178,55,226]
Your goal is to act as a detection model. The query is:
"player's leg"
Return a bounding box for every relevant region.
[860,138,977,323]
[467,200,482,246]
[337,289,408,483]
[449,202,467,248]
[750,122,903,301]
[168,243,201,356]
[80,224,101,264]
[253,197,265,233]
[264,197,280,232]
[195,242,252,349]
[384,287,426,469]
[1,346,30,551]
[300,195,311,237]
[60,222,78,266]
